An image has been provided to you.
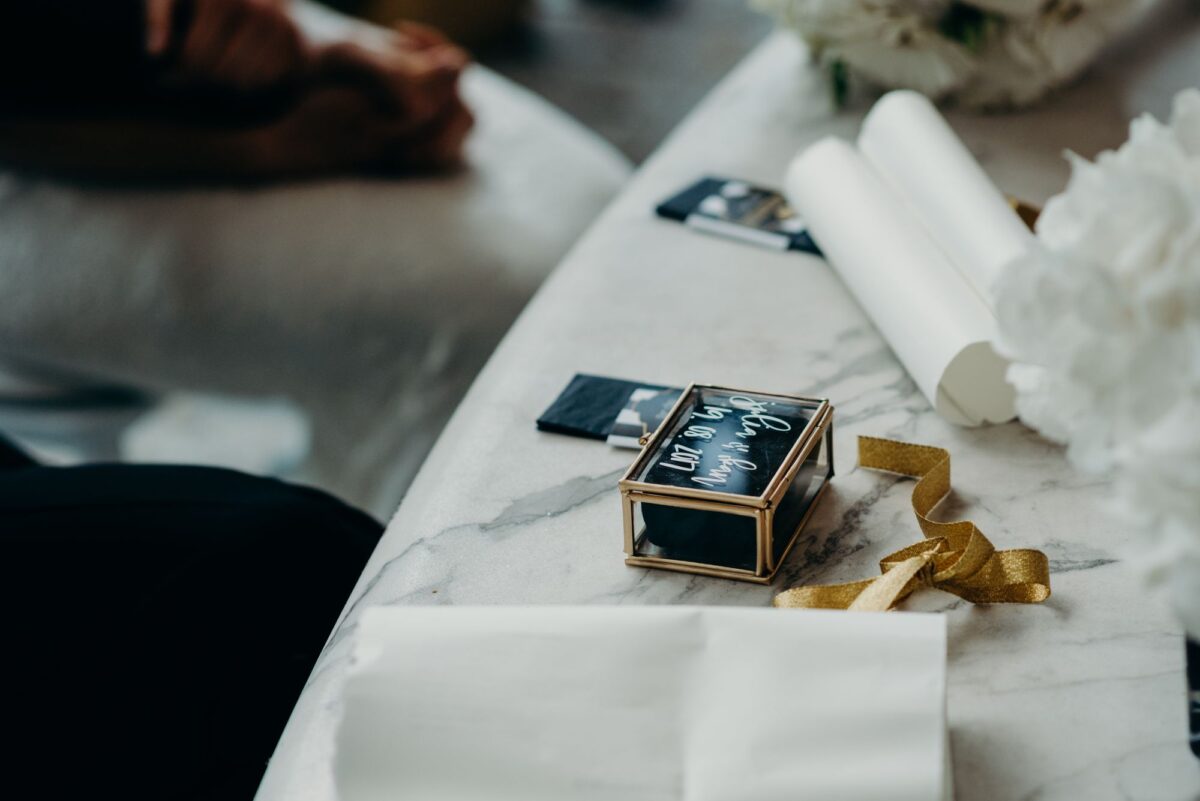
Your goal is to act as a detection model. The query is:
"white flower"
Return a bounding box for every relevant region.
[968,0,1049,17]
[996,89,1200,634]
[753,0,974,99]
[754,0,1150,109]
[959,0,1147,107]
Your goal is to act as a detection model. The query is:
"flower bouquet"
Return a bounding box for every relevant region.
[995,86,1200,750]
[753,0,1151,108]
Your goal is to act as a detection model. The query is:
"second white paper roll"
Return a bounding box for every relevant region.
[786,137,1015,426]
[858,91,1035,304]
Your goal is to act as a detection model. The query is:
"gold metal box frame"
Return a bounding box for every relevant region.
[620,384,835,584]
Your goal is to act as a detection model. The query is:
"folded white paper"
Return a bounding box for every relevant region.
[786,91,1031,426]
[335,606,949,801]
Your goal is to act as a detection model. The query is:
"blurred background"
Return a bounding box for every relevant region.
[337,0,772,161]
[0,0,776,517]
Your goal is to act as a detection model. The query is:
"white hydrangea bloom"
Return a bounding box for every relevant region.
[995,89,1200,633]
[754,0,1149,108]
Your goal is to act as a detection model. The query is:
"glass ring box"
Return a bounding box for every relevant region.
[620,385,834,584]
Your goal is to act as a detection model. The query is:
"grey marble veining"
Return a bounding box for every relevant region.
[258,5,1200,799]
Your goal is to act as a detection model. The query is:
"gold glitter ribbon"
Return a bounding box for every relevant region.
[774,437,1051,612]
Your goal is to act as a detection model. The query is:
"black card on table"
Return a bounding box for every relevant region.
[536,374,682,447]
[655,176,821,255]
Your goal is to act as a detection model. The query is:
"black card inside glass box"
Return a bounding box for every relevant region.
[620,385,834,584]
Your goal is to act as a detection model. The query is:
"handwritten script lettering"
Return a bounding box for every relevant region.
[660,397,796,490]
[659,443,703,474]
[692,405,732,421]
[692,454,758,488]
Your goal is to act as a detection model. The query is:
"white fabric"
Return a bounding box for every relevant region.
[0,66,630,514]
[335,606,949,801]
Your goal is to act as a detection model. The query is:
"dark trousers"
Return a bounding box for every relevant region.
[0,434,382,800]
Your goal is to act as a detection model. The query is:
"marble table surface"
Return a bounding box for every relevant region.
[258,6,1200,800]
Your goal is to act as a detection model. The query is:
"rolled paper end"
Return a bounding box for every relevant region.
[787,138,1018,428]
[936,340,1017,427]
[859,89,935,144]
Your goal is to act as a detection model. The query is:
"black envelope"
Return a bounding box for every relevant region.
[536,374,679,441]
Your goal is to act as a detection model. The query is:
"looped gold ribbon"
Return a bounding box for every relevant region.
[774,437,1051,612]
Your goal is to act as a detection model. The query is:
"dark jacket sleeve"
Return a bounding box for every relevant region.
[0,1,151,115]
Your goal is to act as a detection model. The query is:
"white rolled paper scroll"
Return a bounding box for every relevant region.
[335,606,950,801]
[786,91,1032,426]
[858,91,1035,302]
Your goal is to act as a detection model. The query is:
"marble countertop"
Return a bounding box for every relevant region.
[258,6,1200,799]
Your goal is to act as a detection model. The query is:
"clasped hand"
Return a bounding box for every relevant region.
[144,0,474,173]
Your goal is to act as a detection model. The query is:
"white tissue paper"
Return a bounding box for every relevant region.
[786,90,1033,426]
[334,606,950,801]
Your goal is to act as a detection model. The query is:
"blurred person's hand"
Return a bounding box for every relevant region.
[0,0,474,180]
[314,27,469,136]
[258,78,473,175]
[146,0,473,168]
[290,20,471,171]
[299,14,473,171]
[146,0,308,93]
